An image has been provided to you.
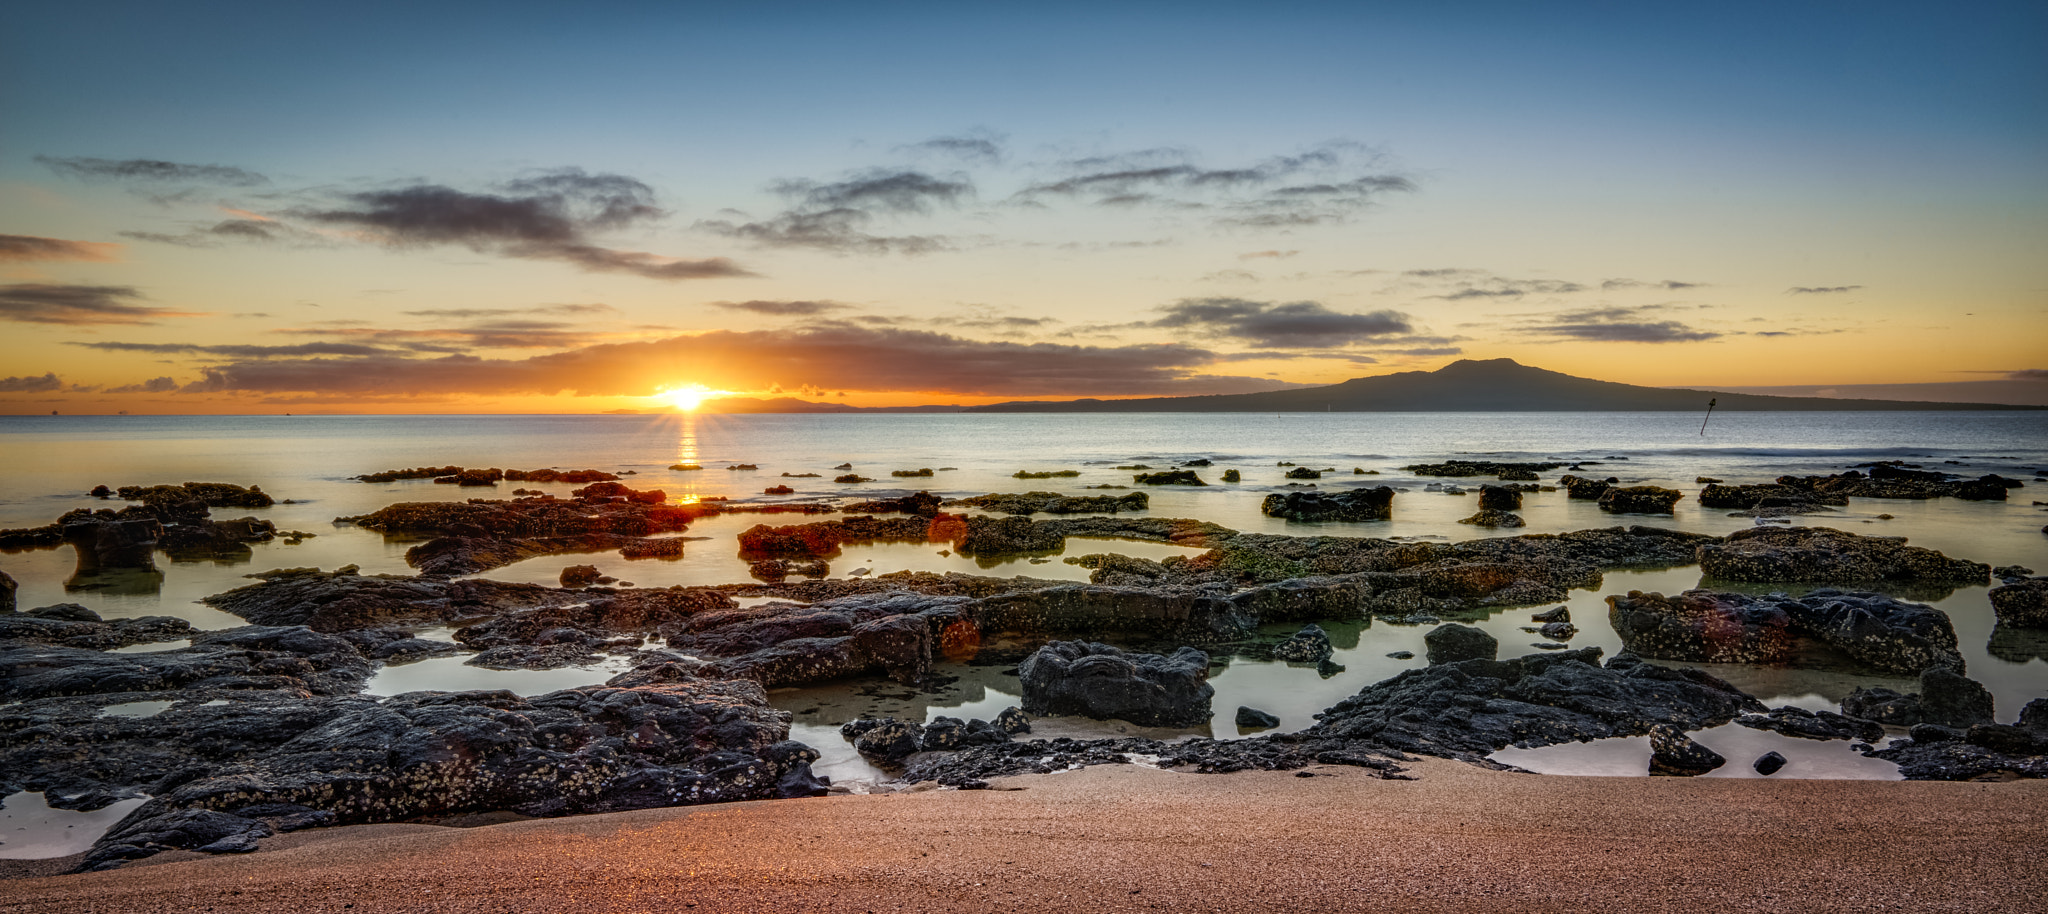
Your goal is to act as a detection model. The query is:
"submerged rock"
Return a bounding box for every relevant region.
[1776,468,2009,502]
[1018,641,1214,727]
[1133,470,1206,486]
[1456,510,1525,528]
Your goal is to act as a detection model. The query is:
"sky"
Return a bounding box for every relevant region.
[2,0,2044,414]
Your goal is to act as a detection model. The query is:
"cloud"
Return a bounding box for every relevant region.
[1239,250,1298,260]
[275,320,605,351]
[120,218,321,248]
[774,171,973,214]
[68,340,397,358]
[106,376,178,394]
[1150,298,1413,348]
[169,324,1303,398]
[1430,277,1585,300]
[0,284,203,325]
[1518,306,1721,343]
[0,372,63,393]
[1018,143,1413,228]
[402,303,616,319]
[1602,278,1703,291]
[0,234,121,263]
[697,208,949,255]
[700,169,971,255]
[712,300,851,317]
[898,132,1007,164]
[2011,369,2048,381]
[37,155,268,186]
[1788,285,1863,294]
[300,169,751,280]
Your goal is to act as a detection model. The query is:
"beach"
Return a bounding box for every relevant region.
[4,759,2045,913]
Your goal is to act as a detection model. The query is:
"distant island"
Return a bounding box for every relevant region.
[682,359,2043,414]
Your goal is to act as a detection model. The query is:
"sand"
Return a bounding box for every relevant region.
[3,759,2044,913]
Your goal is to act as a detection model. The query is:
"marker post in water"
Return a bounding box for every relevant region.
[1699,397,1717,436]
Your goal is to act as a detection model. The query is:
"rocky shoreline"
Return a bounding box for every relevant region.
[3,467,2044,872]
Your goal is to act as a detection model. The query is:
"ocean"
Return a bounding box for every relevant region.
[2,410,2046,827]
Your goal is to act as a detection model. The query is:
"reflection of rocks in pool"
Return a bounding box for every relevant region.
[1988,623,2048,663]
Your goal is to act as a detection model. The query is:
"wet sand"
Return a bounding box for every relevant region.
[4,758,2044,913]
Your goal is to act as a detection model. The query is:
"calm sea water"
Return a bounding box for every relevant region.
[1,411,2045,794]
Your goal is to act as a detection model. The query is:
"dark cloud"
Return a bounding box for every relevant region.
[173,324,1280,398]
[898,132,1006,164]
[300,169,750,280]
[1602,278,1703,291]
[0,284,201,325]
[697,208,949,255]
[1019,144,1412,228]
[68,341,396,358]
[120,219,315,248]
[774,171,972,215]
[702,169,971,255]
[0,234,120,263]
[1383,346,1466,357]
[402,304,616,319]
[107,376,178,394]
[1519,307,1720,343]
[1151,298,1413,348]
[0,372,63,393]
[1788,285,1863,294]
[277,320,604,351]
[37,155,268,186]
[1431,277,1585,300]
[712,300,851,317]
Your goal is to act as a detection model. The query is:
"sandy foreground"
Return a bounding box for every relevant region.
[2,759,2044,914]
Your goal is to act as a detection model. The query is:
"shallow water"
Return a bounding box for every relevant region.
[0,793,149,860]
[1,411,2043,799]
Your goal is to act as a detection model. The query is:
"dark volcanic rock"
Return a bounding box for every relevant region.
[1776,468,2009,502]
[0,625,372,701]
[1271,624,1334,663]
[1477,485,1523,512]
[204,565,584,632]
[1841,686,1922,726]
[847,718,925,767]
[69,680,814,869]
[1532,606,1570,623]
[560,564,604,587]
[1422,623,1496,665]
[902,649,1764,784]
[0,569,14,613]
[1736,706,1883,742]
[1610,589,1794,664]
[1753,751,1788,775]
[1608,588,1960,675]
[0,605,193,650]
[1405,461,1565,480]
[1990,577,2048,627]
[1132,470,1205,486]
[1696,526,1989,589]
[843,491,945,516]
[1648,725,1725,776]
[1560,475,1617,500]
[1236,706,1281,729]
[1698,483,1847,511]
[737,514,959,558]
[1598,486,1682,515]
[339,494,709,575]
[1919,667,1994,729]
[944,491,1148,516]
[1456,510,1524,528]
[956,515,1065,557]
[1018,641,1214,727]
[1260,487,1394,522]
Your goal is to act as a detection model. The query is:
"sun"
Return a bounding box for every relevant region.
[661,384,721,411]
